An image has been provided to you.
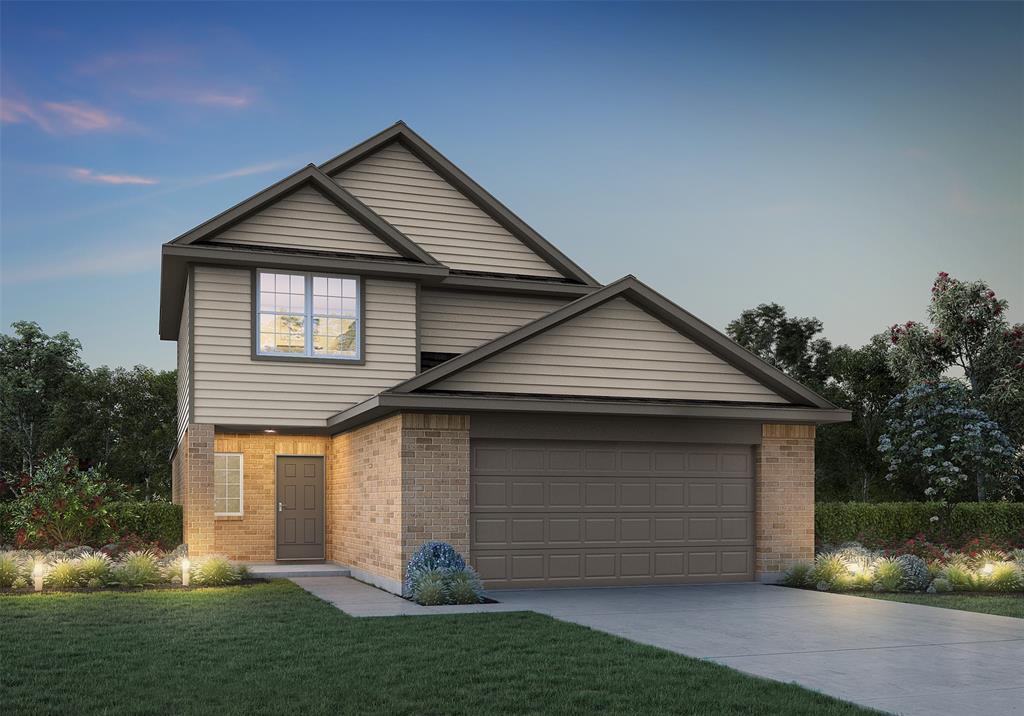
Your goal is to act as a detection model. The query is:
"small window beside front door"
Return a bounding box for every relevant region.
[214,453,243,516]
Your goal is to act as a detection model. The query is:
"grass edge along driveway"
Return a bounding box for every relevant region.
[858,591,1023,618]
[1,580,879,715]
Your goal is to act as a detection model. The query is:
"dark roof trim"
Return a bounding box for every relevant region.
[318,121,600,287]
[158,244,449,340]
[436,273,599,298]
[389,275,839,410]
[167,164,440,266]
[325,392,851,434]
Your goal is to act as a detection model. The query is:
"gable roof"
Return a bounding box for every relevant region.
[390,275,839,410]
[168,163,439,266]
[319,121,599,286]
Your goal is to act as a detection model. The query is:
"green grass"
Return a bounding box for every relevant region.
[860,591,1024,618]
[0,580,876,715]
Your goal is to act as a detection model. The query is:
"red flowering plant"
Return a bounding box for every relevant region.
[5,449,128,548]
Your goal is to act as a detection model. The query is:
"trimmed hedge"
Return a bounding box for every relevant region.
[816,502,1024,547]
[0,501,181,549]
[112,502,183,548]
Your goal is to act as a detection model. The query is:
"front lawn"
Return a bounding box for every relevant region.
[859,591,1024,618]
[0,580,874,715]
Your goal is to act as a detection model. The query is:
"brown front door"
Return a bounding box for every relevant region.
[276,456,325,560]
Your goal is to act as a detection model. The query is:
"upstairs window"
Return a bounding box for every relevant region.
[256,271,361,361]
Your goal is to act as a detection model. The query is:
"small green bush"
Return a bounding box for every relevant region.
[112,550,163,587]
[929,577,952,593]
[45,559,82,589]
[871,557,904,592]
[408,567,447,605]
[192,556,243,586]
[112,502,183,548]
[78,553,112,583]
[0,552,25,587]
[981,562,1023,592]
[781,562,813,587]
[446,568,484,605]
[808,554,849,590]
[942,563,977,591]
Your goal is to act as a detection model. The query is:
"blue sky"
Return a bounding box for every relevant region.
[1,1,1021,370]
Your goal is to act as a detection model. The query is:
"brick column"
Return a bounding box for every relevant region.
[755,423,815,582]
[401,413,471,581]
[182,424,215,556]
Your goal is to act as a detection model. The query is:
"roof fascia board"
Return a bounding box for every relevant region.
[158,246,449,340]
[437,274,600,298]
[167,164,439,265]
[390,275,837,409]
[326,392,851,434]
[319,122,599,286]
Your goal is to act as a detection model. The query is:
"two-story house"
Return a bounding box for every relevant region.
[161,122,849,593]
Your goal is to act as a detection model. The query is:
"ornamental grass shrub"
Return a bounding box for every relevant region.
[404,542,484,605]
[783,541,1024,595]
[0,545,245,591]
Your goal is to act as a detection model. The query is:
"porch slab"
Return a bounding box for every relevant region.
[244,563,351,579]
[290,576,521,617]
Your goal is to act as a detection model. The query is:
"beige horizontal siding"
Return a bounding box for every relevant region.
[212,185,401,257]
[192,265,416,426]
[419,289,569,353]
[432,297,788,403]
[333,143,563,277]
[176,274,191,444]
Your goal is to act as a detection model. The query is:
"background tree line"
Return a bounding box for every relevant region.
[0,322,176,500]
[728,272,1023,502]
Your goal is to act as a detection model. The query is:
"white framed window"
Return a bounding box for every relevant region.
[256,271,361,361]
[214,453,244,516]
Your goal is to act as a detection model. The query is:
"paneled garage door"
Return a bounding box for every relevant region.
[470,439,755,588]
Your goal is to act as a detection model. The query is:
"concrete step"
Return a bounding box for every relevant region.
[243,562,352,579]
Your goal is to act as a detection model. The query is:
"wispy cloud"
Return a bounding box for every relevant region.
[128,85,255,109]
[2,244,156,286]
[75,49,191,76]
[1,96,126,134]
[198,160,295,184]
[69,168,159,185]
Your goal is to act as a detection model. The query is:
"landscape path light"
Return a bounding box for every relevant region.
[32,560,44,592]
[181,557,191,588]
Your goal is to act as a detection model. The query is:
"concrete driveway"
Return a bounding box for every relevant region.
[496,584,1024,716]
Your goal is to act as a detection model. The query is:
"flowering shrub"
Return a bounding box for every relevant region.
[4,450,128,548]
[783,542,1024,594]
[878,382,1019,502]
[404,541,483,605]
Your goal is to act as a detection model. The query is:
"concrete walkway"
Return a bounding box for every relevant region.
[291,577,1024,716]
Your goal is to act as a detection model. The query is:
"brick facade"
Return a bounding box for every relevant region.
[755,423,816,580]
[214,433,328,562]
[400,414,471,572]
[181,424,215,556]
[328,415,405,585]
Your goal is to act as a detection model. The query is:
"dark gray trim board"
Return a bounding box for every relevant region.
[169,164,439,265]
[325,392,851,434]
[437,273,599,298]
[471,413,764,445]
[388,275,841,410]
[160,244,448,339]
[318,121,599,287]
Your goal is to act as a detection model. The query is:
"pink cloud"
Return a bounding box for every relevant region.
[42,101,123,131]
[75,49,191,75]
[191,91,252,108]
[128,85,255,109]
[70,168,159,185]
[0,96,126,134]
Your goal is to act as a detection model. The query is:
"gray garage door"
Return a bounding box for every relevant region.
[470,439,755,588]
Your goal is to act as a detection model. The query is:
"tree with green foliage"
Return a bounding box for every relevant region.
[0,322,177,499]
[888,272,1024,444]
[726,303,834,389]
[816,335,909,500]
[0,321,86,477]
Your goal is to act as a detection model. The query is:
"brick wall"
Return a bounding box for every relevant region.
[756,423,815,580]
[182,424,215,556]
[328,415,404,585]
[213,433,328,562]
[400,414,471,571]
